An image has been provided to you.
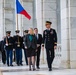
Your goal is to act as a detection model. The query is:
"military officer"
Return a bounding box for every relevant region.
[42,21,57,71]
[13,30,23,66]
[4,31,14,66]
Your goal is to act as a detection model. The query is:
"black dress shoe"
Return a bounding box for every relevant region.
[26,63,28,65]
[10,65,13,66]
[49,68,52,71]
[20,64,23,66]
[37,66,40,69]
[17,64,20,66]
[29,69,31,71]
[7,64,9,66]
[33,68,36,71]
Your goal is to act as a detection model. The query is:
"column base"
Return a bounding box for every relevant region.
[60,60,76,69]
[70,61,76,68]
[60,60,71,69]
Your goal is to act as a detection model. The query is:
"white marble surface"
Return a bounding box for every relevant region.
[0,64,76,75]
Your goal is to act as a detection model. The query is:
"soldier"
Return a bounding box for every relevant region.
[23,30,28,65]
[13,30,23,66]
[0,37,6,65]
[42,21,57,71]
[4,31,14,66]
[34,28,42,69]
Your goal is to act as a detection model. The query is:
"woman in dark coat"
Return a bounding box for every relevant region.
[24,28,37,71]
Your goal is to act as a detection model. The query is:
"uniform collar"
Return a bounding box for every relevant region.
[47,28,50,30]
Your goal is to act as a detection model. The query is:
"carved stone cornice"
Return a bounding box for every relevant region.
[3,7,14,11]
[22,0,33,2]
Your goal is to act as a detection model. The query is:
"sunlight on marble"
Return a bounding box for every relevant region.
[0,64,76,75]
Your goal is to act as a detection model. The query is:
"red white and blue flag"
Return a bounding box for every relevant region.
[16,0,31,20]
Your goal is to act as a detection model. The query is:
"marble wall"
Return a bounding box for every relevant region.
[42,0,57,30]
[21,0,34,31]
[4,0,15,36]
[60,0,76,68]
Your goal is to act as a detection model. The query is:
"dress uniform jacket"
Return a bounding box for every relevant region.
[42,28,57,70]
[4,37,14,50]
[0,40,6,64]
[43,28,57,49]
[13,35,23,49]
[13,35,23,65]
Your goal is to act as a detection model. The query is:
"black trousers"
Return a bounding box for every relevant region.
[36,46,41,67]
[2,50,6,64]
[46,48,55,69]
[24,49,28,65]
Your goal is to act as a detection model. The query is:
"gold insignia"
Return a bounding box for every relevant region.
[54,42,57,44]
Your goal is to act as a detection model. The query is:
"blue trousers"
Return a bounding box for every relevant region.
[15,48,22,65]
[6,50,13,65]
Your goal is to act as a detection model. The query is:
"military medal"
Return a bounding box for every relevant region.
[45,31,47,35]
[50,30,53,34]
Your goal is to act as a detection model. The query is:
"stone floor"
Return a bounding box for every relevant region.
[0,63,76,75]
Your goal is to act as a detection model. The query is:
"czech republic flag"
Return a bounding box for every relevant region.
[16,0,31,20]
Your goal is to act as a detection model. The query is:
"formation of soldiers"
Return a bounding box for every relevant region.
[0,21,57,71]
[0,30,25,66]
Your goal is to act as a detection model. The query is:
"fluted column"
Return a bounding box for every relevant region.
[0,0,4,40]
[69,0,76,68]
[60,0,76,68]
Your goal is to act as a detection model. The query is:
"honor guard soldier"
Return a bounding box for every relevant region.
[0,37,6,64]
[13,30,23,66]
[42,21,57,71]
[23,30,28,65]
[4,31,14,66]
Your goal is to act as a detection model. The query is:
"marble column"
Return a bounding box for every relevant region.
[69,0,76,68]
[60,0,76,68]
[36,0,44,64]
[42,0,57,30]
[36,0,43,34]
[0,0,4,40]
[4,0,15,36]
[60,0,71,68]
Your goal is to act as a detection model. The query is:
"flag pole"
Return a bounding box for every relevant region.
[15,0,18,30]
[16,14,18,30]
[16,0,18,30]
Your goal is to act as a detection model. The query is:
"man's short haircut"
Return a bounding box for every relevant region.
[34,28,38,30]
